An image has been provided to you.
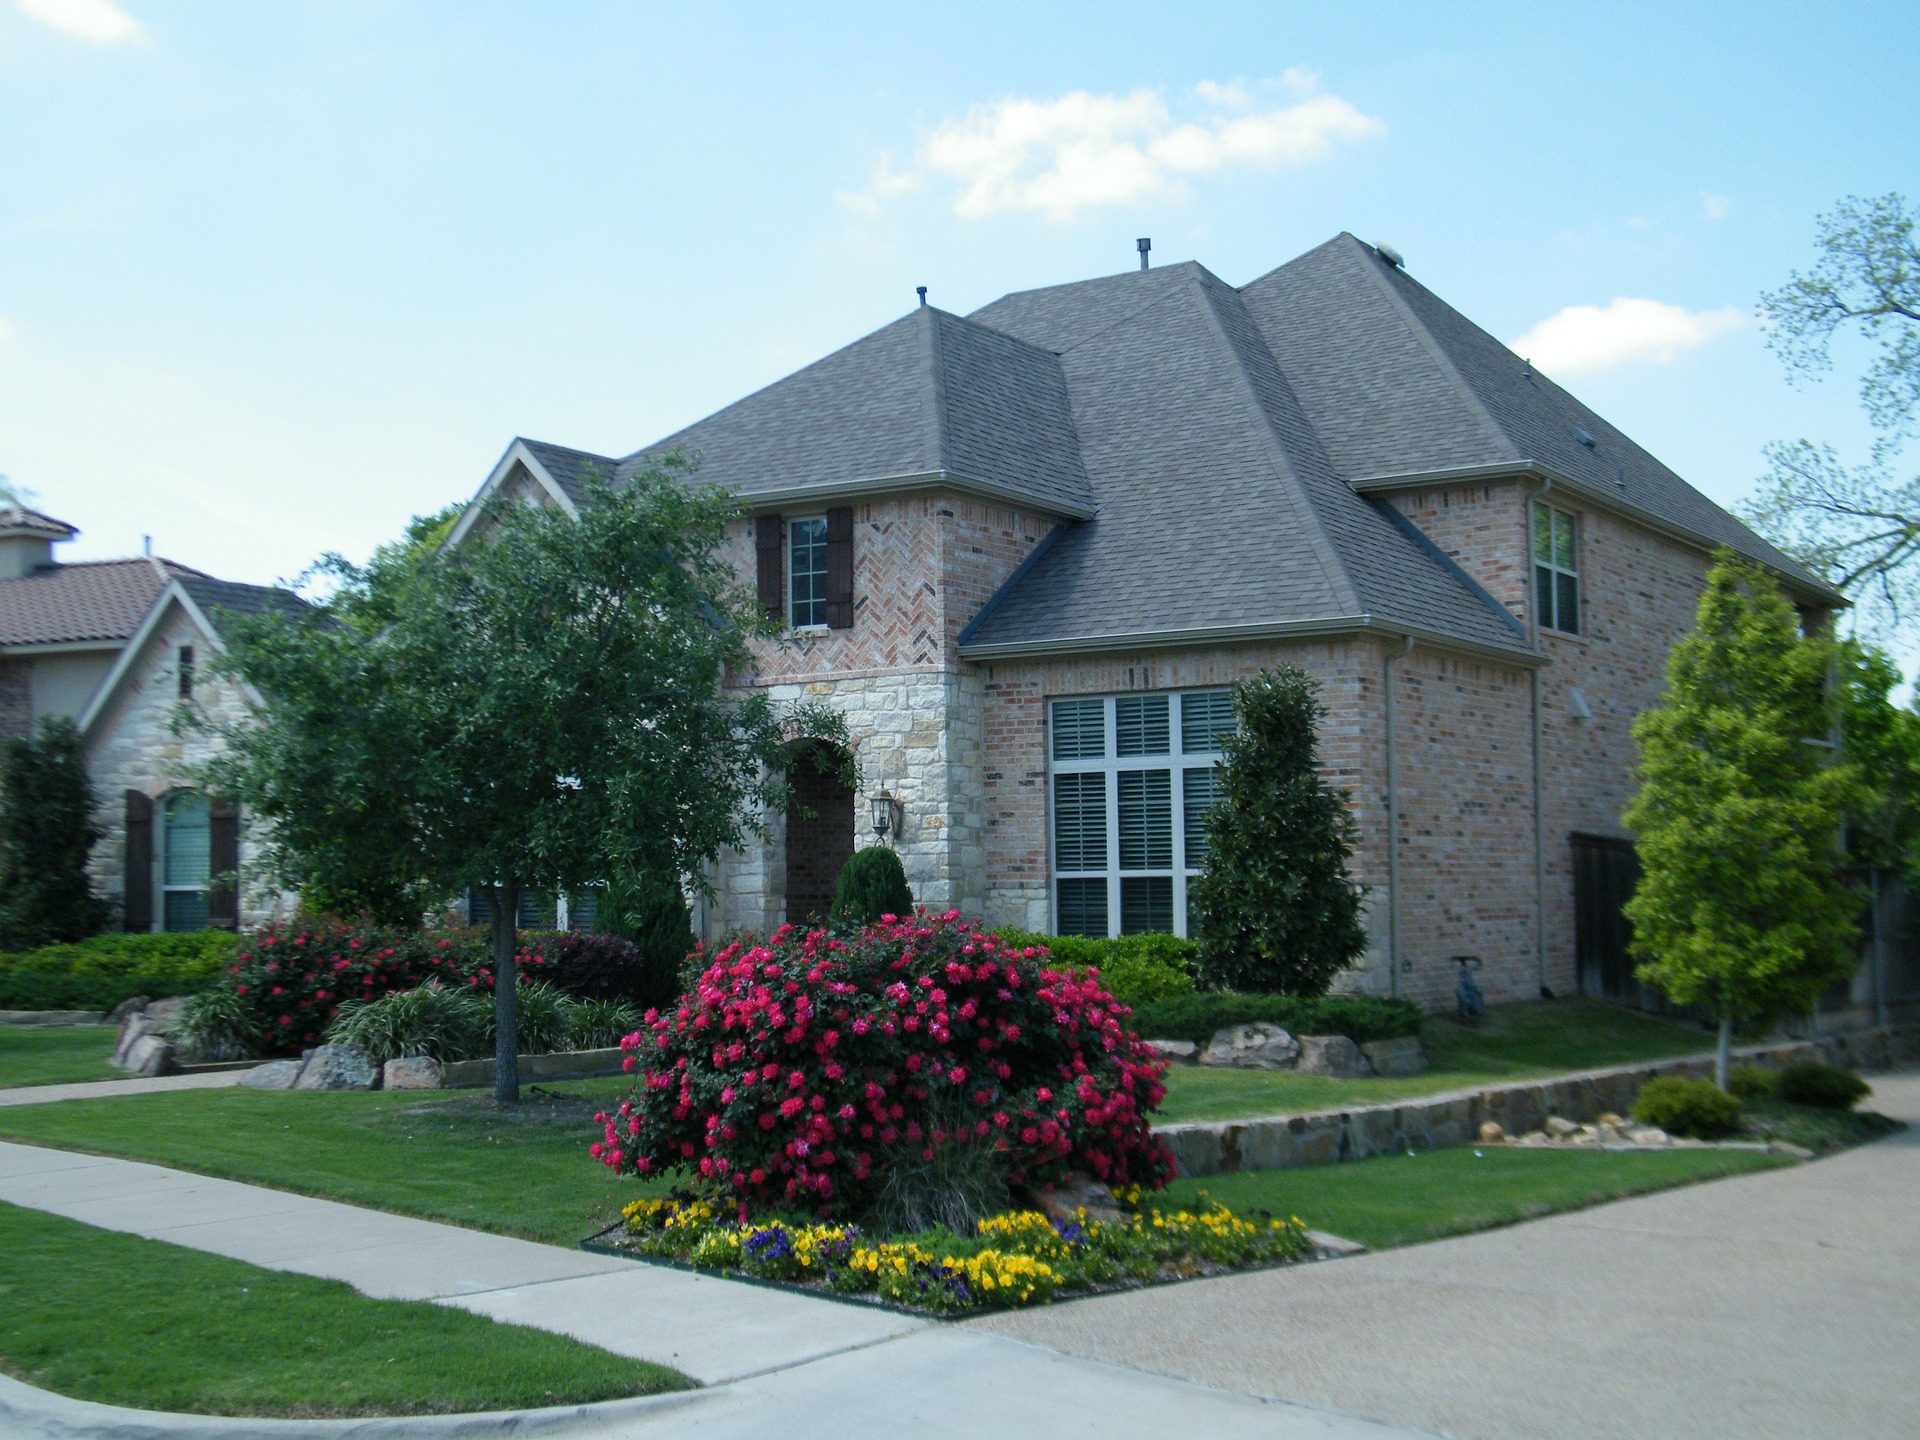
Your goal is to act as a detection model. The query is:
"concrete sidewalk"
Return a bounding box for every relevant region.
[0,1137,1431,1437]
[0,1070,246,1107]
[977,1072,1920,1440]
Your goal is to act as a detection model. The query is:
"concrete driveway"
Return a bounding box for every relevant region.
[973,1072,1920,1440]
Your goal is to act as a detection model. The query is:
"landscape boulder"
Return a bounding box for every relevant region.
[143,997,190,1033]
[1144,1039,1199,1064]
[1015,1175,1126,1227]
[383,1056,444,1090]
[1360,1036,1428,1077]
[1199,1023,1300,1070]
[1295,1035,1372,1079]
[240,1059,306,1090]
[112,1013,155,1069]
[104,996,151,1026]
[121,1032,175,1078]
[292,1043,378,1091]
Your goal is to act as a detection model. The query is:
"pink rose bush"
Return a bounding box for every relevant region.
[594,912,1175,1222]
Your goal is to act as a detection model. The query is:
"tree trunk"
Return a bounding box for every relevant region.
[493,878,520,1105]
[1714,1015,1732,1091]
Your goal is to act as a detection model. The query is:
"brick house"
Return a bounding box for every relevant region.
[451,234,1838,1010]
[0,509,299,932]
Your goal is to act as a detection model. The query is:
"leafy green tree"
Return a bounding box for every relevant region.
[1191,667,1368,996]
[207,467,846,1101]
[1833,640,1920,881]
[1742,194,1920,637]
[1624,556,1862,1087]
[833,845,914,927]
[0,718,109,949]
[596,867,697,992]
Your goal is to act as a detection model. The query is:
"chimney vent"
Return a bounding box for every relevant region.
[916,286,927,307]
[1136,237,1151,270]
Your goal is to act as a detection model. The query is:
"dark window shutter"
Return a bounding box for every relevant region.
[123,790,153,933]
[825,506,854,629]
[207,797,240,929]
[755,514,784,618]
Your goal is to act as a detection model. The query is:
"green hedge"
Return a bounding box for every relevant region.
[0,932,239,1012]
[993,931,1197,1007]
[1125,990,1423,1045]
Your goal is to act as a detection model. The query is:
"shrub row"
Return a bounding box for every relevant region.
[1124,990,1423,1045]
[1729,1060,1869,1109]
[0,932,239,1011]
[992,931,1197,1007]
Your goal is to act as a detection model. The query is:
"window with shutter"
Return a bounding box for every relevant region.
[1047,689,1232,938]
[825,506,853,629]
[123,790,153,933]
[788,517,829,628]
[755,514,784,618]
[161,791,211,932]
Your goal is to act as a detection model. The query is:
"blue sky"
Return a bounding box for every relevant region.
[2,1,1914,643]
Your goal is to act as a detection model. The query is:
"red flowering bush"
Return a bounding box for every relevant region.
[594,912,1175,1227]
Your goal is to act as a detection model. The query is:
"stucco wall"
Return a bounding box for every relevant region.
[30,649,116,722]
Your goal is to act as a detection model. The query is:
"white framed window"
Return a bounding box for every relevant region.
[160,791,211,932]
[1048,689,1234,938]
[1532,502,1580,635]
[788,516,829,628]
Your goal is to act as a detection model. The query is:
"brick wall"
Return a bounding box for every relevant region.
[1387,481,1531,624]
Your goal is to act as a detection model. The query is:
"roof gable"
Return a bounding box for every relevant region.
[0,557,206,648]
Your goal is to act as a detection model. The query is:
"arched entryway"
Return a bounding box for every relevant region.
[784,741,855,926]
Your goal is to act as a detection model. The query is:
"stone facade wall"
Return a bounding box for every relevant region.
[82,602,293,931]
[0,657,29,741]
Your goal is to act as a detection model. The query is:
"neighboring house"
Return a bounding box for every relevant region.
[448,234,1842,1011]
[0,507,299,932]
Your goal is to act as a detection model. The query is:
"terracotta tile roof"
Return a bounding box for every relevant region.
[0,557,207,647]
[0,507,78,539]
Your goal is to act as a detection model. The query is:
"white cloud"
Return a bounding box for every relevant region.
[843,76,1384,223]
[1700,192,1732,221]
[16,0,145,45]
[1509,297,1747,377]
[833,151,922,216]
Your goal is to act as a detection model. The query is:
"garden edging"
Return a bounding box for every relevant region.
[1153,1028,1919,1177]
[441,1047,628,1088]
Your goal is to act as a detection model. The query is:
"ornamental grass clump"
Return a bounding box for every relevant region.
[594,912,1175,1230]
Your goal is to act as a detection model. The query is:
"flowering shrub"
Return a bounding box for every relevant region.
[594,913,1176,1226]
[613,1194,1312,1314]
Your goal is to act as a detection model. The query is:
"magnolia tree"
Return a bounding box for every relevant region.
[1624,556,1862,1087]
[207,467,845,1101]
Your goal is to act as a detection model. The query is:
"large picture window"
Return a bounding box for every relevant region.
[1532,503,1580,635]
[1049,690,1233,938]
[788,516,829,628]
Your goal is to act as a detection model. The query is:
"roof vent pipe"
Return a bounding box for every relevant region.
[916,286,927,308]
[1137,237,1151,270]
[1375,241,1405,268]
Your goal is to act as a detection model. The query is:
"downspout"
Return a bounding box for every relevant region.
[1530,473,1553,999]
[1384,636,1415,999]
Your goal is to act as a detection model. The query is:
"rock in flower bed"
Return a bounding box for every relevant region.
[597,1193,1316,1315]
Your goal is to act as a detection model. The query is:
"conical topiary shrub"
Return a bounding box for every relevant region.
[832,845,914,927]
[595,868,696,1004]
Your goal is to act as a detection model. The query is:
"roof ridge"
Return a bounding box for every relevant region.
[922,307,952,475]
[1186,267,1363,616]
[1330,235,1521,467]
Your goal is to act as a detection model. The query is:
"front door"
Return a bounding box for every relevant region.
[1572,832,1650,1006]
[784,744,854,926]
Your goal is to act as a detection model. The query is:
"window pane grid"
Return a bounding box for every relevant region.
[789,518,829,627]
[1532,502,1580,635]
[1049,690,1230,938]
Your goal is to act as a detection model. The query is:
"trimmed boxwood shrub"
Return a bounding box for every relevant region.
[833,847,914,927]
[1126,990,1422,1045]
[1774,1060,1870,1110]
[993,931,1197,1007]
[596,912,1174,1229]
[0,931,239,1012]
[1631,1076,1742,1138]
[1726,1063,1779,1101]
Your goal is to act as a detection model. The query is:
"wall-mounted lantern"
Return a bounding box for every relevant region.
[869,789,900,843]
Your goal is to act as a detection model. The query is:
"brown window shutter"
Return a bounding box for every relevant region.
[825,506,854,629]
[123,790,153,932]
[207,796,240,929]
[755,514,784,619]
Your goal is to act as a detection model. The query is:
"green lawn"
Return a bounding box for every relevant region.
[1159,1144,1792,1250]
[1157,998,1721,1123]
[0,1025,117,1089]
[0,1082,667,1246]
[0,1201,689,1415]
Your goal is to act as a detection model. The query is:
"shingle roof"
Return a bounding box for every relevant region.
[615,306,1093,516]
[176,575,309,630]
[1240,234,1835,597]
[958,263,1530,655]
[519,439,619,508]
[0,507,78,540]
[0,558,201,648]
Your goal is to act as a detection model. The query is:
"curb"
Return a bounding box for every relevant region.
[0,1373,708,1440]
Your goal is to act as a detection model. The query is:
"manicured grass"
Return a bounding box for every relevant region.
[0,1082,670,1246]
[1740,1098,1903,1154]
[0,1201,689,1415]
[1158,1144,1792,1250]
[0,1025,117,1090]
[1156,998,1720,1123]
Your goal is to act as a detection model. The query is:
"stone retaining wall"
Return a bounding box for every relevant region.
[440,1047,627,1089]
[1154,1027,1920,1177]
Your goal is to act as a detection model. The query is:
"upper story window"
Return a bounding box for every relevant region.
[177,645,195,700]
[1533,503,1580,635]
[788,517,830,628]
[1049,689,1234,939]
